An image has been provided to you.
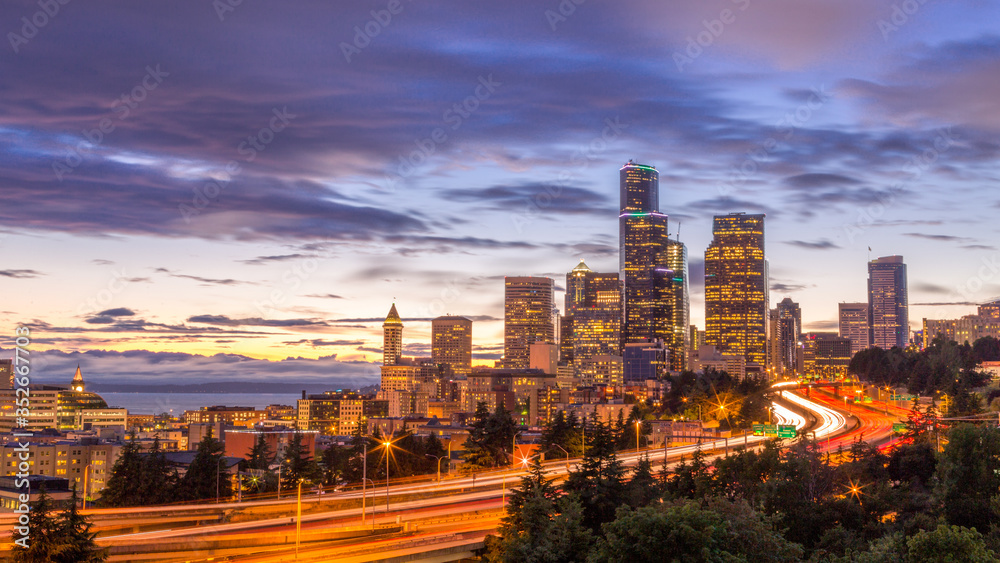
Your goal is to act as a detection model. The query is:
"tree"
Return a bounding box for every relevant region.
[244,433,274,471]
[9,485,62,563]
[486,494,594,563]
[280,432,321,488]
[178,430,231,502]
[10,486,107,563]
[856,525,997,563]
[463,402,517,469]
[935,425,1000,531]
[96,433,144,507]
[564,417,627,530]
[588,498,803,563]
[319,444,350,487]
[139,436,178,505]
[54,486,108,563]
[625,454,658,508]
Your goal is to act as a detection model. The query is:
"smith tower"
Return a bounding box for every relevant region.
[382,303,403,366]
[705,213,767,367]
[619,161,689,370]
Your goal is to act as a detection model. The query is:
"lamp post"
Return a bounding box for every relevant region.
[426,454,447,482]
[635,420,641,452]
[383,440,391,518]
[295,480,303,557]
[361,440,367,525]
[365,478,376,530]
[82,463,92,509]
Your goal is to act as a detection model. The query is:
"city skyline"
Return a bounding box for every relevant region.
[2,1,1000,385]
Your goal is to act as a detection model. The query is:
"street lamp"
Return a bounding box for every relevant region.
[296,480,303,557]
[383,440,391,517]
[425,454,447,482]
[511,431,523,467]
[635,420,641,451]
[361,439,368,525]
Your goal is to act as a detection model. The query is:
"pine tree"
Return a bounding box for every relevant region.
[281,431,321,488]
[139,436,178,505]
[563,416,626,530]
[9,485,62,563]
[245,433,274,471]
[96,432,143,507]
[178,430,230,502]
[54,486,108,563]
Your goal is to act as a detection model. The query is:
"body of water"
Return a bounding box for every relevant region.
[99,392,302,415]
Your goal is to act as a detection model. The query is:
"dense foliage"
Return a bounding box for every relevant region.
[487,421,1000,562]
[10,486,107,563]
[849,336,997,398]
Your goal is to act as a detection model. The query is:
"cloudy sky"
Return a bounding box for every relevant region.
[2,0,999,385]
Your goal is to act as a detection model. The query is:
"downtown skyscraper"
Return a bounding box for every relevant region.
[503,276,555,369]
[432,315,473,376]
[561,260,623,379]
[619,161,689,371]
[705,213,768,367]
[868,255,909,349]
[768,297,801,376]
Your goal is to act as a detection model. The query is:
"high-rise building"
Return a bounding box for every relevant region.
[980,300,1000,320]
[868,256,908,349]
[769,298,801,376]
[504,277,555,369]
[619,161,689,371]
[561,260,623,378]
[0,359,12,388]
[382,303,403,366]
[704,213,768,366]
[839,302,870,356]
[801,333,852,378]
[431,316,473,376]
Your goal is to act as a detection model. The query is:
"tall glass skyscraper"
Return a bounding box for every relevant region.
[503,276,555,369]
[619,161,689,371]
[868,255,909,349]
[561,260,622,377]
[705,213,767,367]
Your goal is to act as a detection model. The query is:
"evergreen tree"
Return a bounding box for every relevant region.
[178,430,231,502]
[139,436,178,505]
[281,431,321,488]
[9,485,62,563]
[463,401,517,468]
[320,444,350,487]
[563,417,627,530]
[54,486,108,563]
[96,432,143,507]
[244,433,274,471]
[625,454,658,508]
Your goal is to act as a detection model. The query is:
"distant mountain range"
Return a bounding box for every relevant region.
[81,382,381,395]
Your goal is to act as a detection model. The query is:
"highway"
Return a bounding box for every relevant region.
[2,385,868,561]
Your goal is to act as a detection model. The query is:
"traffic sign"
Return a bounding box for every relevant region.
[777,425,796,438]
[764,424,777,436]
[892,423,906,434]
[752,424,764,436]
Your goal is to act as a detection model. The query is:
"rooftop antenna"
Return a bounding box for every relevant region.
[677,221,682,241]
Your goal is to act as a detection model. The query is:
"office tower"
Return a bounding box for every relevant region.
[801,333,852,378]
[839,302,870,356]
[383,303,403,366]
[619,161,689,371]
[868,256,909,349]
[562,260,623,367]
[504,276,555,369]
[768,298,801,376]
[704,213,767,366]
[432,316,473,376]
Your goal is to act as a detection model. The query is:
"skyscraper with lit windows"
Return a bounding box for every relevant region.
[432,315,473,376]
[868,255,909,349]
[705,213,767,367]
[504,277,555,369]
[561,260,622,378]
[619,161,689,371]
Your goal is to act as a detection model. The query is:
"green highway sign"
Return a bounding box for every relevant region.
[764,424,777,437]
[752,424,764,436]
[892,423,906,434]
[777,425,796,438]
